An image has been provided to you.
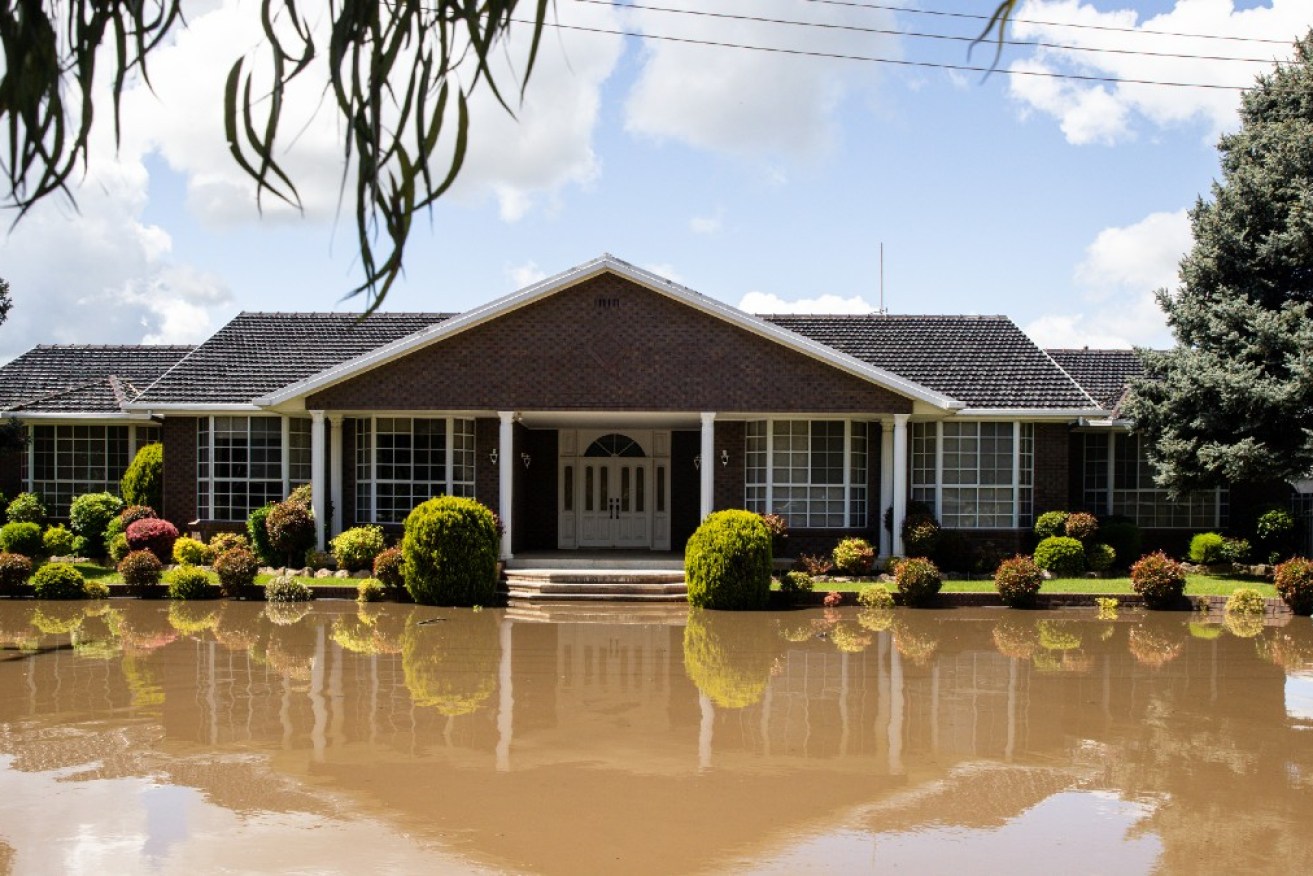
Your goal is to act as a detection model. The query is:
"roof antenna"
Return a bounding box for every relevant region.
[878,243,889,315]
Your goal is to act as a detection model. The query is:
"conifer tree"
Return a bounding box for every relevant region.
[1127,32,1313,492]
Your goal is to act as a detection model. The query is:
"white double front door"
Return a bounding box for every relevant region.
[577,459,650,548]
[557,429,672,551]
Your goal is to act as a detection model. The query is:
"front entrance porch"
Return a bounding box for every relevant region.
[503,551,687,602]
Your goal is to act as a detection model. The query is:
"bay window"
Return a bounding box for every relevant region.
[911,422,1034,528]
[1080,432,1225,528]
[744,420,868,528]
[354,417,476,523]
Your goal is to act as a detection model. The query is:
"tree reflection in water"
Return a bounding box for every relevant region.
[683,608,780,708]
[402,608,499,716]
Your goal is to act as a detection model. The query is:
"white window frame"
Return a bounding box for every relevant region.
[352,416,476,524]
[196,415,309,522]
[1081,431,1225,529]
[910,421,1034,529]
[26,423,154,516]
[743,419,869,529]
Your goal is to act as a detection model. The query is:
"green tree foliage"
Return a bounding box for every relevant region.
[121,444,163,510]
[0,275,9,325]
[1127,34,1313,491]
[684,510,772,611]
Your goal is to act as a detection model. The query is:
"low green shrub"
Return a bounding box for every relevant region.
[856,583,895,610]
[1189,532,1226,565]
[0,521,43,556]
[0,551,33,595]
[832,537,875,576]
[121,443,163,509]
[84,579,110,600]
[5,492,45,524]
[118,549,163,597]
[266,500,316,565]
[173,536,216,566]
[356,578,386,603]
[894,557,942,607]
[684,509,772,610]
[1224,587,1266,615]
[126,518,179,563]
[266,573,313,602]
[1085,542,1116,573]
[32,562,87,600]
[994,555,1044,608]
[1274,557,1313,616]
[1131,551,1186,610]
[373,547,405,598]
[331,524,385,572]
[1033,536,1085,577]
[209,531,249,554]
[108,532,131,564]
[1219,537,1251,565]
[1064,512,1098,542]
[68,492,123,550]
[214,547,260,598]
[403,497,501,606]
[166,565,213,600]
[778,570,813,602]
[247,503,278,565]
[1255,508,1298,562]
[304,549,333,571]
[1033,510,1069,540]
[42,524,76,556]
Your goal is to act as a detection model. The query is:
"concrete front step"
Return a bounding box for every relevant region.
[505,569,685,586]
[505,568,688,602]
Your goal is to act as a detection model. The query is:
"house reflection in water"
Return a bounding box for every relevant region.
[0,602,1311,874]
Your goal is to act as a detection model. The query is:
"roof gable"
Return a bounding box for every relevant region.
[0,345,194,415]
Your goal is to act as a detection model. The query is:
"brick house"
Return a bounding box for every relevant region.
[0,255,1247,560]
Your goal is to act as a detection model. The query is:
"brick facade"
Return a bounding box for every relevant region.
[161,417,197,529]
[1034,424,1071,516]
[307,275,912,415]
[0,447,22,502]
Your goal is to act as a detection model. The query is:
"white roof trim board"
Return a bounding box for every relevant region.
[252,255,967,411]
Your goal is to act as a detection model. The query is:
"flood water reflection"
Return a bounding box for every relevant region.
[1,600,1311,874]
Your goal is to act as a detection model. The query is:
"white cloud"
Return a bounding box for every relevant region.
[1024,208,1190,349]
[738,291,877,314]
[1006,0,1310,144]
[624,0,899,158]
[690,210,724,235]
[643,263,687,286]
[506,261,548,289]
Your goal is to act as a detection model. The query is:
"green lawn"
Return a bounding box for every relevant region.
[804,573,1275,598]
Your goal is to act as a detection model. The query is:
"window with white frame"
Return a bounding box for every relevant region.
[353,417,476,523]
[1079,432,1226,528]
[197,416,308,521]
[744,420,868,528]
[911,422,1034,528]
[29,424,158,517]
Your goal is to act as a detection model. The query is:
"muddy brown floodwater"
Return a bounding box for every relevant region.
[0,600,1311,875]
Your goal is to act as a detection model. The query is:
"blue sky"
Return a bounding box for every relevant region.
[2,1,1310,363]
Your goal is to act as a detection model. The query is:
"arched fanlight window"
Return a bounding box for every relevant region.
[584,433,645,458]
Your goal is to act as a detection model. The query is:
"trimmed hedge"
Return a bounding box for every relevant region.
[126,518,179,564]
[32,562,87,600]
[0,521,43,556]
[331,524,386,572]
[266,500,316,565]
[173,536,217,566]
[994,555,1044,608]
[373,547,406,598]
[1033,511,1069,540]
[1188,532,1226,565]
[5,492,45,525]
[118,549,163,597]
[402,496,499,606]
[42,524,76,556]
[894,557,942,607]
[0,551,33,596]
[685,510,772,610]
[1033,536,1085,577]
[68,492,123,551]
[1131,551,1186,610]
[166,565,214,600]
[1275,557,1313,616]
[214,547,260,598]
[266,573,313,602]
[832,538,875,576]
[247,503,278,565]
[1064,512,1098,542]
[121,443,164,509]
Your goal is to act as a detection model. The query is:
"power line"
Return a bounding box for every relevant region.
[577,0,1284,64]
[800,0,1299,45]
[526,17,1254,89]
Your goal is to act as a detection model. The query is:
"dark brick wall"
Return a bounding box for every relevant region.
[161,417,197,528]
[476,417,499,516]
[514,427,558,552]
[671,431,700,550]
[0,447,22,501]
[307,275,913,415]
[712,421,745,512]
[1034,424,1070,516]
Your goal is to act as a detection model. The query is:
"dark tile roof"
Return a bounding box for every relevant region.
[1045,349,1145,410]
[0,346,195,414]
[133,313,450,405]
[764,315,1099,409]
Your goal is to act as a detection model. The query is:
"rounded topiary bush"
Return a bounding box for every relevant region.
[331,525,384,572]
[0,551,33,596]
[1085,542,1116,573]
[373,546,406,598]
[895,557,942,607]
[247,503,278,565]
[0,521,43,556]
[1033,510,1069,541]
[684,509,772,610]
[1033,536,1086,577]
[42,524,76,557]
[357,578,386,603]
[402,496,500,606]
[1225,587,1267,616]
[857,583,895,610]
[32,562,87,600]
[1064,512,1099,542]
[166,565,214,600]
[173,536,216,566]
[1274,557,1313,616]
[266,499,317,565]
[1255,508,1298,562]
[121,443,164,509]
[214,547,260,598]
[209,531,249,554]
[994,555,1044,608]
[68,491,123,551]
[1188,532,1226,565]
[778,570,813,604]
[118,549,164,597]
[1131,551,1186,610]
[1219,537,1251,565]
[832,537,875,576]
[266,573,313,602]
[5,492,46,524]
[126,518,179,564]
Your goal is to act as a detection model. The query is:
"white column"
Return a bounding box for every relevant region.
[699,412,716,520]
[329,415,344,538]
[879,422,894,558]
[498,411,514,560]
[310,410,326,550]
[891,413,909,556]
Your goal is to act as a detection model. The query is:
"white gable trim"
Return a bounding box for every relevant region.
[252,255,965,410]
